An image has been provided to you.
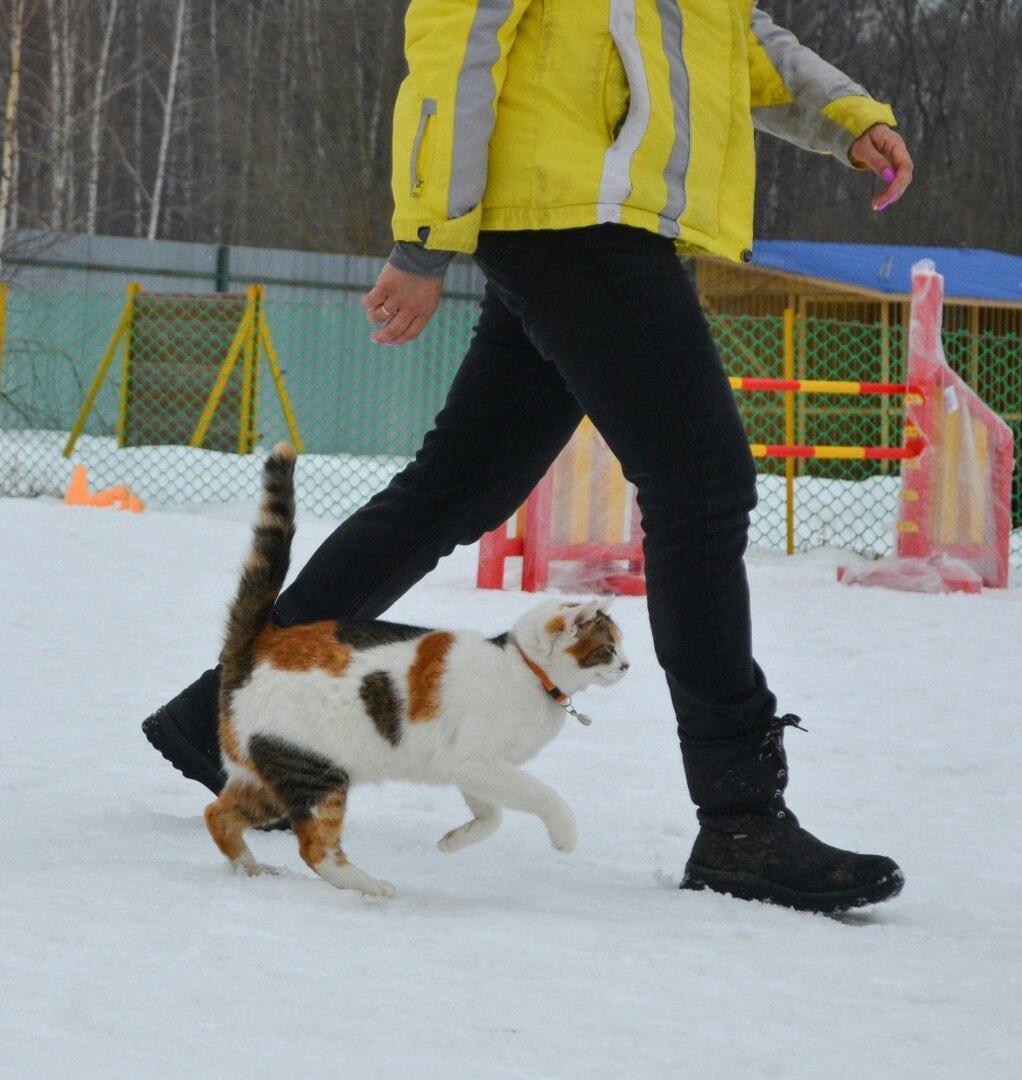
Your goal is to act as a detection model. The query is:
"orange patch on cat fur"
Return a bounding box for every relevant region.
[294,788,348,868]
[407,631,454,722]
[254,621,351,676]
[205,782,283,861]
[545,615,566,634]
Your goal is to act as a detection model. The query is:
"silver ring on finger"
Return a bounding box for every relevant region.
[380,304,394,318]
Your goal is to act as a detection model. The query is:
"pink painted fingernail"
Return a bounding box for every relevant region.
[882,167,896,183]
[874,189,902,212]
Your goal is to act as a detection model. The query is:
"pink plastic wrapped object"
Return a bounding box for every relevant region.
[837,555,982,595]
[839,260,1015,593]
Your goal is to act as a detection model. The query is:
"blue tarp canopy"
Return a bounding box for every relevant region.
[750,241,1022,303]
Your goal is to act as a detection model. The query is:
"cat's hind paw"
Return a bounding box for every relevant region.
[231,855,280,877]
[360,878,397,899]
[244,863,281,877]
[315,859,396,898]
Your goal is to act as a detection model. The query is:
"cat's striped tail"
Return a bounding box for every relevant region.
[219,443,297,690]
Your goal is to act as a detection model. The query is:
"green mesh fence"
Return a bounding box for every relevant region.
[1,285,1018,566]
[123,293,253,452]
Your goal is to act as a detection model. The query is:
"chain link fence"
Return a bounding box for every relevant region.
[1,277,1019,567]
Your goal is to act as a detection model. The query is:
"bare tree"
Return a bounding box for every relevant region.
[147,0,186,240]
[132,0,144,235]
[84,0,118,233]
[0,0,28,265]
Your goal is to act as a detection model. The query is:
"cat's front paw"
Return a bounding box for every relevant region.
[547,812,577,854]
[438,827,467,853]
[438,809,502,853]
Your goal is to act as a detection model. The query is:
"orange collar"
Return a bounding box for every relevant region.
[514,642,569,705]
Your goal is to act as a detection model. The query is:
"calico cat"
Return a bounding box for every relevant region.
[205,444,629,897]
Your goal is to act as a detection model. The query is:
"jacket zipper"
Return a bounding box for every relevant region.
[410,98,438,197]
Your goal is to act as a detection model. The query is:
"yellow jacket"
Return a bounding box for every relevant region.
[391,1,896,264]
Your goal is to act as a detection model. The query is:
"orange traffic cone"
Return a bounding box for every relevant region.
[64,465,91,506]
[63,464,145,513]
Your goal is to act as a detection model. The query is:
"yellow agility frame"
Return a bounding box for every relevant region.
[63,283,303,459]
[0,282,9,393]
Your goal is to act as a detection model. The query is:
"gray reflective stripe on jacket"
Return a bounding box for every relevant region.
[750,7,874,162]
[597,0,652,225]
[655,0,691,237]
[448,0,516,219]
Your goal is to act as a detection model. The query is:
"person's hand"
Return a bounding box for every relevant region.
[849,124,914,212]
[362,264,443,345]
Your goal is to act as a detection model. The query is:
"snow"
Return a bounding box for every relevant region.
[2,496,1020,1079]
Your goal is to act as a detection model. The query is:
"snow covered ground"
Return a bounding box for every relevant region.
[2,496,1020,1079]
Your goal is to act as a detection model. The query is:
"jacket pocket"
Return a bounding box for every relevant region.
[598,37,630,141]
[410,98,438,198]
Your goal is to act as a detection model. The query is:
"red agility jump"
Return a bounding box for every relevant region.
[478,267,1013,595]
[477,376,927,595]
[730,377,927,462]
[477,418,646,595]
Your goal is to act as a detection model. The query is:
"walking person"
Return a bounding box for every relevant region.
[144,1,913,913]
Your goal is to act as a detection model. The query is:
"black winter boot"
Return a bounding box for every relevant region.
[141,667,225,795]
[681,715,905,914]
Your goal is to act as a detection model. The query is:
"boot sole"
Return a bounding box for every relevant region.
[141,712,225,795]
[680,861,905,914]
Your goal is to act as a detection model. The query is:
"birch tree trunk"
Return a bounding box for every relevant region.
[238,3,266,236]
[207,0,222,240]
[85,0,120,234]
[8,125,18,231]
[147,0,186,240]
[0,0,27,265]
[133,0,144,236]
[58,0,75,226]
[44,0,64,228]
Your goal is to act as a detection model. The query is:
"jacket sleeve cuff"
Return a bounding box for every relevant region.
[387,242,456,279]
[821,97,898,168]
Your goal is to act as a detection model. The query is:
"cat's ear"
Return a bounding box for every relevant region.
[569,598,604,627]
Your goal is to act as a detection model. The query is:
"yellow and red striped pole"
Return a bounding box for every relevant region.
[750,441,925,461]
[730,376,923,400]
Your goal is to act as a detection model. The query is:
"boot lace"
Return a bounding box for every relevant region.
[759,714,807,820]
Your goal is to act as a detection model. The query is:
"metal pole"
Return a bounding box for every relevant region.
[783,308,796,555]
[215,245,231,293]
[116,283,141,446]
[0,282,8,394]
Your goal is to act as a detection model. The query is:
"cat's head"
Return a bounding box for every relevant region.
[513,598,629,695]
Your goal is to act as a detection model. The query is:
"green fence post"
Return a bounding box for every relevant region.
[215,245,231,293]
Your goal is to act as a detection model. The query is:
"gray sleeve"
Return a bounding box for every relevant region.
[750,7,878,164]
[387,241,457,279]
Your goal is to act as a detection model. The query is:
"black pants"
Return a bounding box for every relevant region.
[275,225,780,814]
